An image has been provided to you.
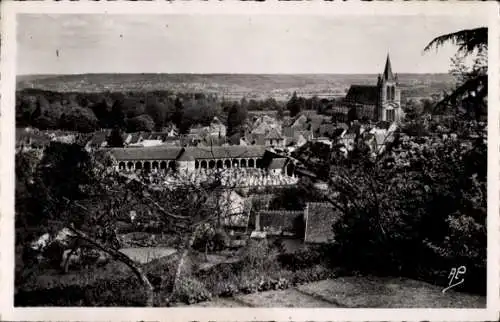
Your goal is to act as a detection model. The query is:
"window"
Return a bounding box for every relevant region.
[386,86,396,101]
[386,109,395,122]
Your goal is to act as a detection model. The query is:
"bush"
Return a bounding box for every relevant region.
[278,247,324,270]
[328,118,486,294]
[192,226,229,252]
[171,276,212,304]
[15,277,147,306]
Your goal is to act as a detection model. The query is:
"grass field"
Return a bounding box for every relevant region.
[193,276,486,308]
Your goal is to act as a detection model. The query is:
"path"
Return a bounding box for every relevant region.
[193,276,486,308]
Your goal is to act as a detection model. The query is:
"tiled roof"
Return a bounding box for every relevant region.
[282,127,295,138]
[265,128,283,140]
[267,158,287,170]
[319,124,337,137]
[88,130,110,147]
[291,115,308,129]
[108,147,182,160]
[128,132,143,144]
[247,133,266,146]
[108,145,268,161]
[183,145,267,159]
[304,202,342,244]
[345,85,379,106]
[259,210,304,236]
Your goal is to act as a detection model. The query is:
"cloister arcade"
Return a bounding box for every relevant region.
[117,157,269,172]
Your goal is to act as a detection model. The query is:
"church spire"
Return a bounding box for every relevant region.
[383,53,395,81]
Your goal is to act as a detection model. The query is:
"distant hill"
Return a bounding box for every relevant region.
[16,73,455,102]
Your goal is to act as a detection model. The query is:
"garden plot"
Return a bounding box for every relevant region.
[297,276,486,308]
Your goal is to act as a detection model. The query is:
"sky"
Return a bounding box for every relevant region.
[17,14,485,75]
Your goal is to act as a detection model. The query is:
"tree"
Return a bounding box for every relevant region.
[59,107,99,133]
[145,94,168,131]
[107,127,125,147]
[17,142,233,306]
[226,102,248,138]
[90,98,112,128]
[424,27,487,120]
[31,95,61,130]
[173,97,184,131]
[286,91,302,117]
[403,100,421,122]
[126,114,155,132]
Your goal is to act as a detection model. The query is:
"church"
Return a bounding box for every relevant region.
[344,54,404,123]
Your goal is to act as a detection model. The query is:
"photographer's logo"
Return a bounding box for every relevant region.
[442,266,466,293]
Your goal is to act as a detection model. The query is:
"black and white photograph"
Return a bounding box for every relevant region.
[1,1,499,321]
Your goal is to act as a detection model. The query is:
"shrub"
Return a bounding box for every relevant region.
[328,119,486,294]
[15,277,146,306]
[278,247,324,270]
[192,226,230,252]
[171,276,212,304]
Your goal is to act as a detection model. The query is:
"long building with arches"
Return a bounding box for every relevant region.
[107,145,296,176]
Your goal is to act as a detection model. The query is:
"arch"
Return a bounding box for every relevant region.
[248,159,255,168]
[144,161,151,172]
[232,159,239,167]
[119,162,126,170]
[135,162,143,170]
[152,161,159,169]
[224,159,231,168]
[201,160,207,169]
[240,159,247,168]
[195,160,199,169]
[286,162,295,176]
[216,160,223,169]
[168,161,176,170]
[209,160,216,169]
[127,161,134,170]
[160,161,167,170]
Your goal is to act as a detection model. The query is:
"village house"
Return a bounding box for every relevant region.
[264,129,286,147]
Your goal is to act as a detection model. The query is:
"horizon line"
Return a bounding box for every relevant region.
[17,71,451,77]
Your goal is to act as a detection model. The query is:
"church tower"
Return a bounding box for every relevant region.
[377,54,402,122]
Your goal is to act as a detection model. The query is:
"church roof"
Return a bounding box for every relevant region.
[345,85,379,106]
[383,54,396,81]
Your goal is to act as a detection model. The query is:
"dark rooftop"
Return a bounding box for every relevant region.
[304,202,342,244]
[345,85,379,106]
